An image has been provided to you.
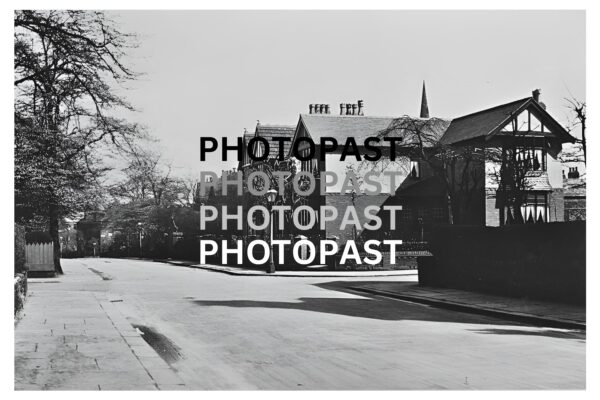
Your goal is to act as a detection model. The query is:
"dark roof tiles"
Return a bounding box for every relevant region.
[255,124,295,158]
[440,98,530,145]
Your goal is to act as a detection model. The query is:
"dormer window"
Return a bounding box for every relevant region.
[410,161,420,179]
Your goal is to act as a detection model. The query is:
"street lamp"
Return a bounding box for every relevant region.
[137,222,143,259]
[266,189,278,274]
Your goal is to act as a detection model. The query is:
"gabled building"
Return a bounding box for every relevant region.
[287,101,443,246]
[396,89,576,230]
[238,122,296,243]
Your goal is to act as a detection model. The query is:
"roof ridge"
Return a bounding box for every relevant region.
[451,97,531,122]
[300,113,452,121]
[257,124,296,128]
[301,113,395,118]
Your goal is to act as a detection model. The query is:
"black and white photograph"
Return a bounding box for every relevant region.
[7,2,595,394]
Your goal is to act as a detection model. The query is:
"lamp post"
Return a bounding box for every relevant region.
[266,189,278,274]
[137,222,143,259]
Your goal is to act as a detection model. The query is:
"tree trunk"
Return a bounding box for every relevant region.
[581,118,586,165]
[49,205,63,275]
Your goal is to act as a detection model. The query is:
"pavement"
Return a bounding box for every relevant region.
[14,264,185,390]
[161,260,418,277]
[347,282,585,330]
[15,258,586,390]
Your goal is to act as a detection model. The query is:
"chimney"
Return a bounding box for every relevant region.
[568,166,580,179]
[340,103,346,115]
[532,89,541,103]
[321,104,326,114]
[309,104,314,114]
[351,104,357,115]
[357,100,364,116]
[346,103,352,115]
[325,104,330,114]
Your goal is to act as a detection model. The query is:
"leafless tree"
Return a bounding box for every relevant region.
[562,97,586,165]
[372,116,484,225]
[110,143,185,207]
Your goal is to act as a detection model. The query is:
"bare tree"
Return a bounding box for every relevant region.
[110,144,185,207]
[563,97,586,165]
[373,116,484,225]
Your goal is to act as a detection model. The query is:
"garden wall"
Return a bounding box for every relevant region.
[418,221,585,305]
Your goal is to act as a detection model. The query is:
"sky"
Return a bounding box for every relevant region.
[109,10,586,175]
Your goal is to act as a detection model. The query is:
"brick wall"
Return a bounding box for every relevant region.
[565,196,586,221]
[548,189,565,222]
[419,222,586,305]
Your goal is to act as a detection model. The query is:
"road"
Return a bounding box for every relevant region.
[16,258,585,390]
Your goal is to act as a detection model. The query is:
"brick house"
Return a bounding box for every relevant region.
[286,101,443,246]
[238,123,296,243]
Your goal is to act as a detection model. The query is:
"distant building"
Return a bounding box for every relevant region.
[563,166,586,221]
[76,208,105,257]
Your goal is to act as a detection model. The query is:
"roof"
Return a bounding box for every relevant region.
[440,98,530,145]
[382,116,451,145]
[440,97,576,145]
[238,131,257,169]
[255,124,295,158]
[297,114,396,142]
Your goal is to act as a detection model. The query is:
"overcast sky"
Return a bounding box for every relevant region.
[110,10,586,174]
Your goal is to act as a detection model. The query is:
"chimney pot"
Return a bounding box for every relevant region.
[340,103,345,115]
[325,104,330,114]
[352,104,357,115]
[532,89,541,103]
[320,104,325,114]
[357,100,364,116]
[309,104,314,114]
[346,103,352,115]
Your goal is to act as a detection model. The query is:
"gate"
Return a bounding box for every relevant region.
[25,242,55,273]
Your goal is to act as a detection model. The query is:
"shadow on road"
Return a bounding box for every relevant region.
[468,328,585,340]
[191,281,586,337]
[191,287,518,326]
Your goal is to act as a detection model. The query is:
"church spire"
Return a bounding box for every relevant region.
[420,81,430,118]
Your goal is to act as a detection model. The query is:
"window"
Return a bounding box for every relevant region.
[501,110,551,133]
[520,192,549,223]
[516,111,529,131]
[529,113,542,132]
[410,161,420,178]
[516,146,546,171]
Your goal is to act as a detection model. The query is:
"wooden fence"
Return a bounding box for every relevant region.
[25,242,54,272]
